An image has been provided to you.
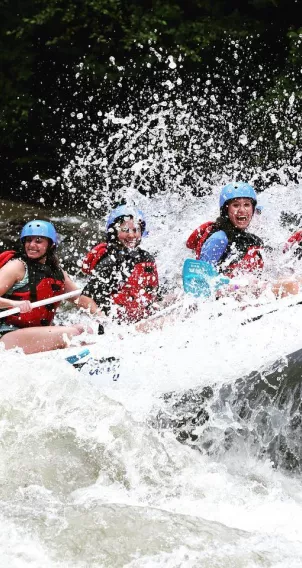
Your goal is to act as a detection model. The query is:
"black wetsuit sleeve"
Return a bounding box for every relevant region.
[81,256,120,314]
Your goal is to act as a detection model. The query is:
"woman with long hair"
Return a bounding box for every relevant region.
[186,182,264,279]
[0,220,99,353]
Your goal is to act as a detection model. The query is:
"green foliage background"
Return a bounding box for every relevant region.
[0,0,301,206]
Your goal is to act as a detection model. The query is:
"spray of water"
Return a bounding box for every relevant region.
[27,37,301,214]
[2,38,302,566]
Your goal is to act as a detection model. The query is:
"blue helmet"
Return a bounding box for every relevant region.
[106,205,148,237]
[20,220,58,245]
[219,182,257,209]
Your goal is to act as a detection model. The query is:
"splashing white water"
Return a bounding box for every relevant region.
[2,180,302,566]
[2,36,302,563]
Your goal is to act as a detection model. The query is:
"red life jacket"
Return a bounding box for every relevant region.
[283,230,302,253]
[82,243,159,322]
[0,250,16,268]
[186,221,264,278]
[0,251,65,328]
[81,243,107,274]
[112,261,159,322]
[222,247,264,279]
[186,221,215,260]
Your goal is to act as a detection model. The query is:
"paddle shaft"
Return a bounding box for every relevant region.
[0,289,82,319]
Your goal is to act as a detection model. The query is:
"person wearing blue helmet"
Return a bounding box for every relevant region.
[0,219,99,353]
[81,205,160,322]
[186,182,264,279]
[105,205,148,237]
[20,219,58,246]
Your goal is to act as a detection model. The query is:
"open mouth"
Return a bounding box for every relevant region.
[27,250,43,256]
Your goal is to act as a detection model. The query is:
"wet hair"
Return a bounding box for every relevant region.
[210,214,249,241]
[212,216,236,237]
[44,244,60,271]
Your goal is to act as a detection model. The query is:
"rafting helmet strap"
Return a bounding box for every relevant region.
[40,242,56,262]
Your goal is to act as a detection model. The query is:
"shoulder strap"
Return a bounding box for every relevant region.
[218,230,263,268]
[81,242,107,274]
[186,221,214,251]
[0,250,16,268]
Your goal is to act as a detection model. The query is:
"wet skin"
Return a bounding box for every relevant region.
[117,219,142,249]
[24,236,50,262]
[227,198,254,230]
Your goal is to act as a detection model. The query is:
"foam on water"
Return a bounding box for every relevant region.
[2,183,302,566]
[1,346,302,566]
[2,40,302,562]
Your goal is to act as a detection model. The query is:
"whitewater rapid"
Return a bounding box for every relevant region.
[1,184,302,567]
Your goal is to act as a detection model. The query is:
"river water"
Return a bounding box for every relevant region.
[1,181,302,567]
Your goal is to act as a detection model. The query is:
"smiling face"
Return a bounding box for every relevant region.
[24,236,50,262]
[116,218,142,249]
[227,198,254,230]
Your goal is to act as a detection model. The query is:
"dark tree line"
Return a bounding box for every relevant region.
[0,0,301,209]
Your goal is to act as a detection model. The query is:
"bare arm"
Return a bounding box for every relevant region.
[62,271,82,295]
[0,260,29,309]
[63,271,104,317]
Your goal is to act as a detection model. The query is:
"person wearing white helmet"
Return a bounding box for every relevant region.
[186,182,264,279]
[0,220,100,353]
[81,205,160,323]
